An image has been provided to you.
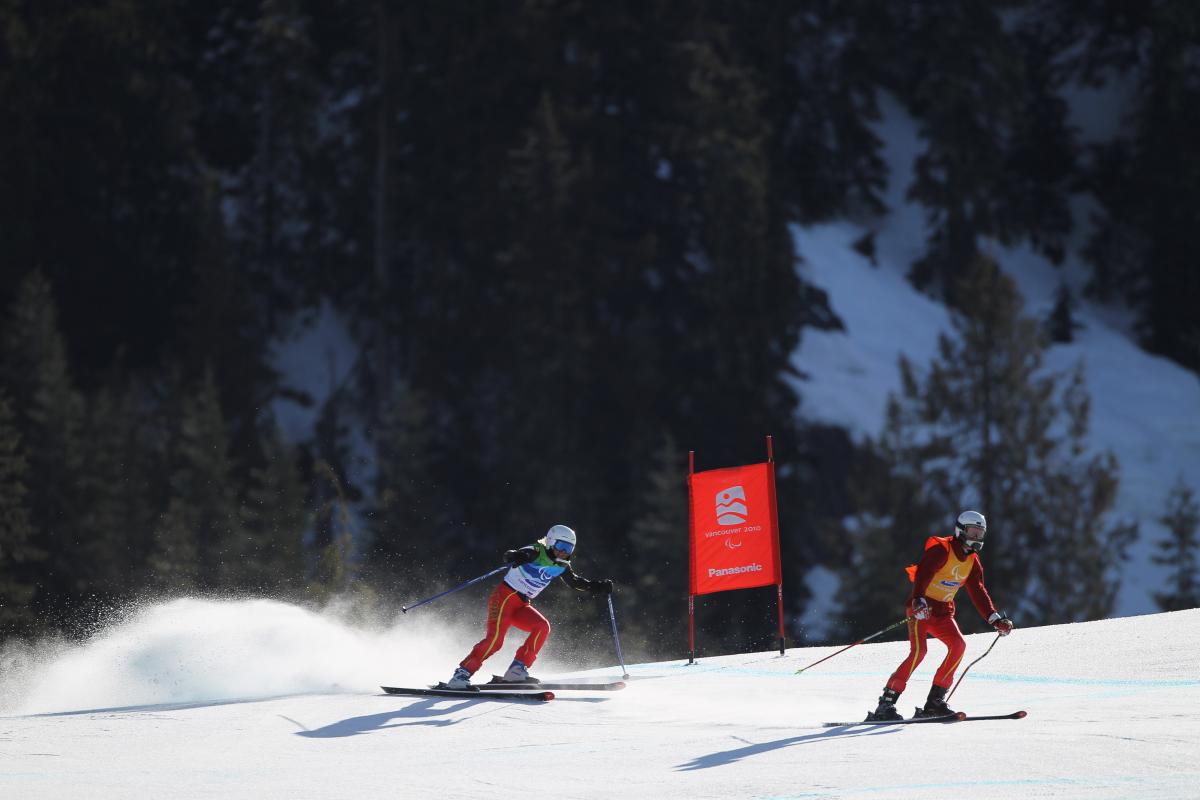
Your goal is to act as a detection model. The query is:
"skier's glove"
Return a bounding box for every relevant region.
[911,597,930,621]
[504,548,536,566]
[988,611,1014,636]
[590,579,614,596]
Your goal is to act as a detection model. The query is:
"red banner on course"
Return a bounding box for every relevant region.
[689,462,781,596]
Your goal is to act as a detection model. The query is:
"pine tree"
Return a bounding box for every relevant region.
[307,386,362,600]
[0,1,207,379]
[620,435,689,655]
[1046,282,1081,344]
[188,0,363,316]
[0,392,40,632]
[0,270,86,616]
[365,387,452,591]
[150,367,245,592]
[363,2,815,586]
[236,425,308,594]
[308,460,359,603]
[1071,1,1200,375]
[893,4,1076,305]
[1153,478,1200,612]
[76,380,158,604]
[1023,367,1136,622]
[834,433,943,641]
[176,181,280,474]
[839,256,1133,627]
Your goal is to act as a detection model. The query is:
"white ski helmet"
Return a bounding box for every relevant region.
[542,524,577,556]
[954,510,987,553]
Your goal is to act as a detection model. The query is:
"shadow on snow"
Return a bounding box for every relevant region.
[675,725,899,771]
[289,692,609,739]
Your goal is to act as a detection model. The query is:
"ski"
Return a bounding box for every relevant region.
[822,712,965,728]
[960,710,1027,721]
[482,677,626,691]
[821,710,1025,728]
[380,685,555,702]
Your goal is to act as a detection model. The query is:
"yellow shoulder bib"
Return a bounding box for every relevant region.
[905,536,976,603]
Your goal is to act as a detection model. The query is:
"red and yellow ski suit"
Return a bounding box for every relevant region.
[886,535,999,693]
[457,542,607,677]
[460,582,551,674]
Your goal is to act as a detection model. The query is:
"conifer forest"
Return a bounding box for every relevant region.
[1,2,1198,659]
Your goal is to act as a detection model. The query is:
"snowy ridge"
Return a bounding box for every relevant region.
[792,217,1200,620]
[791,93,1200,618]
[2,598,1198,798]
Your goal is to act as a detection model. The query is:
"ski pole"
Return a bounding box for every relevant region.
[606,593,630,680]
[401,565,507,613]
[794,616,911,674]
[947,631,1001,701]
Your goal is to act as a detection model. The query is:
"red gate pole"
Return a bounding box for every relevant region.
[767,435,786,655]
[776,584,786,655]
[687,449,697,664]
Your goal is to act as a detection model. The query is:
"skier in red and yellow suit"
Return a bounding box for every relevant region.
[443,525,613,690]
[868,511,1014,721]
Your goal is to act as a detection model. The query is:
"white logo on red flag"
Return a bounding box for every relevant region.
[690,462,780,596]
[715,486,748,526]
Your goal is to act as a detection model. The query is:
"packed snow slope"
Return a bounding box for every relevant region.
[2,599,1198,799]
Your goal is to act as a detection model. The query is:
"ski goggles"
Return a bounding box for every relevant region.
[551,540,575,556]
[961,525,986,542]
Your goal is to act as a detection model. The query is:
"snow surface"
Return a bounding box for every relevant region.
[792,94,1200,619]
[269,300,358,447]
[2,598,1198,799]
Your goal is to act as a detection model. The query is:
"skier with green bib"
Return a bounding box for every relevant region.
[444,525,613,689]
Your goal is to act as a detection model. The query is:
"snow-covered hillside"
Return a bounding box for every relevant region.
[2,598,1198,799]
[262,91,1198,624]
[792,94,1200,618]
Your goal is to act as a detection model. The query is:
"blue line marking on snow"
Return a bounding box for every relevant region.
[959,671,1200,688]
[757,773,1197,798]
[650,662,1200,689]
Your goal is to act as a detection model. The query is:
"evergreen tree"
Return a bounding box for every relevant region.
[620,434,689,656]
[999,15,1077,265]
[1072,1,1200,375]
[176,182,281,476]
[236,425,308,594]
[187,0,369,317]
[307,386,362,599]
[365,387,452,591]
[76,380,158,604]
[833,435,942,641]
[1153,478,1200,611]
[151,499,200,593]
[1024,368,1135,622]
[150,367,245,592]
[1046,282,1081,344]
[0,271,86,616]
[307,460,359,603]
[0,393,40,632]
[10,1,1197,648]
[0,1,206,378]
[752,2,890,222]
[838,257,1133,627]
[889,4,1076,305]
[361,3,823,566]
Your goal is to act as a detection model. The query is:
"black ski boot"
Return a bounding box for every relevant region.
[866,687,902,722]
[915,685,956,718]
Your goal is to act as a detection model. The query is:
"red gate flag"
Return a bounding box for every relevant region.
[688,461,782,596]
